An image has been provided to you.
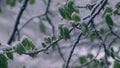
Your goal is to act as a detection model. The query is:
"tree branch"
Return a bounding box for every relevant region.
[19,14,44,32]
[24,39,61,55]
[57,44,66,62]
[45,0,55,36]
[65,33,82,68]
[87,0,108,25]
[7,0,29,45]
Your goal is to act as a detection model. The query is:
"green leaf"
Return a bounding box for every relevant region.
[59,6,66,19]
[52,44,57,51]
[44,51,49,54]
[71,12,80,22]
[44,37,51,44]
[79,56,87,64]
[106,50,110,56]
[6,0,11,5]
[100,60,104,67]
[87,4,94,10]
[6,52,14,60]
[58,25,70,41]
[51,36,56,41]
[71,23,77,27]
[0,8,2,13]
[113,61,120,68]
[90,32,98,42]
[6,0,16,7]
[59,6,71,20]
[58,1,79,20]
[29,0,35,4]
[81,23,88,36]
[10,1,16,7]
[105,7,113,13]
[62,27,71,40]
[66,1,79,14]
[59,25,64,37]
[87,53,94,59]
[39,20,46,34]
[22,38,35,50]
[15,43,26,55]
[99,59,111,67]
[115,2,120,9]
[29,53,37,58]
[100,28,105,34]
[114,9,119,16]
[3,48,12,51]
[66,1,74,14]
[22,38,30,50]
[0,54,8,68]
[105,14,114,26]
[41,43,47,48]
[110,48,115,59]
[99,28,109,35]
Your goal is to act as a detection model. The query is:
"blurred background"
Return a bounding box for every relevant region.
[0,0,120,68]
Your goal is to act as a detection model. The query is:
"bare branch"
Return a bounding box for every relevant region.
[19,14,44,32]
[109,26,120,39]
[57,44,66,62]
[65,33,82,68]
[45,0,55,36]
[7,0,29,45]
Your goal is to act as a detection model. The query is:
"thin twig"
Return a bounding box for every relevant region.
[109,26,120,39]
[19,14,44,32]
[108,37,117,49]
[45,0,55,36]
[57,44,66,62]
